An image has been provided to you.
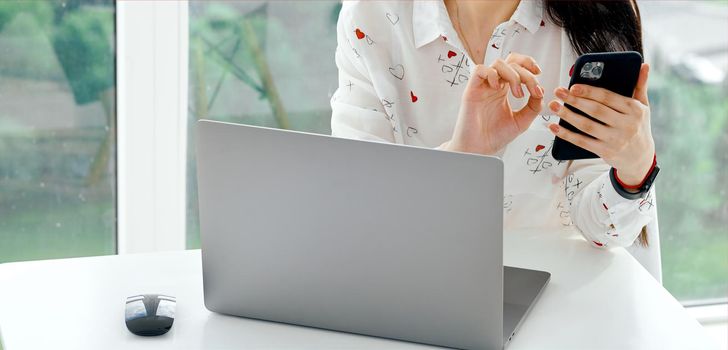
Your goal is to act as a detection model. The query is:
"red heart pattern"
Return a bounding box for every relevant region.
[592,241,604,247]
[491,43,499,49]
[355,28,365,40]
[447,50,457,58]
[410,91,418,103]
[540,20,545,27]
[535,144,545,152]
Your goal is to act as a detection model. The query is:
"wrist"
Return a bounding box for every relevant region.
[615,141,655,186]
[614,171,647,189]
[614,153,657,189]
[442,139,497,155]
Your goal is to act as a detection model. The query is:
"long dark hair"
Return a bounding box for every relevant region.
[545,0,643,56]
[545,0,649,246]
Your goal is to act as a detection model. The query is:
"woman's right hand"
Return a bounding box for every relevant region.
[443,53,545,155]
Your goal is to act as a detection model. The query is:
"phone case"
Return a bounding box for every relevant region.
[551,51,643,161]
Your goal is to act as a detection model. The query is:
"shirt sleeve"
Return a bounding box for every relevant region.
[330,3,395,143]
[565,159,658,248]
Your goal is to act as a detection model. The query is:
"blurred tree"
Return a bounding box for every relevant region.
[52,8,114,105]
[0,1,53,33]
[190,3,290,129]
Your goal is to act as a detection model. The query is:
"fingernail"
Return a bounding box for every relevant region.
[550,102,561,112]
[549,124,560,133]
[518,86,525,98]
[571,85,582,95]
[555,88,567,99]
[535,85,544,98]
[535,64,542,73]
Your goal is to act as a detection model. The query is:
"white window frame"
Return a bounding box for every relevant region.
[685,302,728,324]
[117,1,189,253]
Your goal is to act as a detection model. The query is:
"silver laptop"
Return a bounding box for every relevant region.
[196,120,550,350]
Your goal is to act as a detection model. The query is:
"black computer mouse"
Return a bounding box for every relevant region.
[125,294,176,336]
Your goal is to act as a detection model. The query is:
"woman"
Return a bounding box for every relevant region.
[330,0,660,278]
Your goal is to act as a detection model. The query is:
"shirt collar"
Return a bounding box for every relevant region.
[511,0,544,34]
[412,0,544,49]
[412,0,452,49]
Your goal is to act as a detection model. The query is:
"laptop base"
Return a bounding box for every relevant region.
[503,266,551,347]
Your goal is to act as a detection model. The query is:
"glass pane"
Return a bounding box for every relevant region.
[0,1,116,263]
[641,1,728,303]
[186,1,339,248]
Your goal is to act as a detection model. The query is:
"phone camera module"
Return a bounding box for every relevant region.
[579,61,604,80]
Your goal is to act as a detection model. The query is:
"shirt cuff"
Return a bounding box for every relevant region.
[596,171,655,240]
[600,171,646,210]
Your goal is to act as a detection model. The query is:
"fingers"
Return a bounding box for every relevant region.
[554,87,620,126]
[470,53,544,99]
[548,100,613,141]
[567,84,642,115]
[491,59,524,98]
[514,94,543,131]
[512,63,544,98]
[484,67,501,90]
[505,52,541,75]
[471,65,502,90]
[548,123,606,156]
[633,63,650,106]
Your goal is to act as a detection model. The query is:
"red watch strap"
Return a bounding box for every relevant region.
[614,154,657,190]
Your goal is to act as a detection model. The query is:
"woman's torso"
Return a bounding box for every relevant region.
[335,0,583,229]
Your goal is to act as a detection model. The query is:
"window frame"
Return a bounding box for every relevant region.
[116,0,189,254]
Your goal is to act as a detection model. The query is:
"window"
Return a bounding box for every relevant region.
[186,1,727,305]
[186,1,340,248]
[641,1,728,303]
[0,0,116,262]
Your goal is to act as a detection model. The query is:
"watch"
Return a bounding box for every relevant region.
[609,155,660,200]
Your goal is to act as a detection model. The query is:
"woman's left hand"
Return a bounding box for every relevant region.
[548,63,655,187]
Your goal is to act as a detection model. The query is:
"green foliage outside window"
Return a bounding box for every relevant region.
[649,72,728,301]
[0,1,116,264]
[53,9,114,104]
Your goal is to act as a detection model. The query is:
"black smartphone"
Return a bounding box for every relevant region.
[551,51,643,161]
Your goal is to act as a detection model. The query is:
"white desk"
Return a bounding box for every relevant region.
[0,228,717,350]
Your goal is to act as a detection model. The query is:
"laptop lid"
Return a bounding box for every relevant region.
[197,120,504,349]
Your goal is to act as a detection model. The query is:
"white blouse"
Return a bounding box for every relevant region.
[330,0,657,252]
